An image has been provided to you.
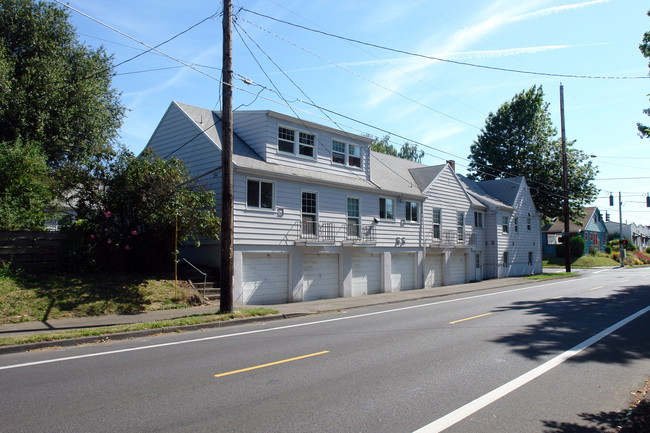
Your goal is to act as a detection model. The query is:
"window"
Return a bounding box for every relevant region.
[527,217,531,231]
[332,140,362,168]
[347,197,360,237]
[457,211,465,241]
[474,211,483,228]
[247,179,273,209]
[302,192,317,236]
[406,201,419,222]
[298,132,314,157]
[514,217,519,232]
[379,197,394,220]
[502,216,509,233]
[278,127,294,153]
[278,126,315,157]
[433,208,441,239]
[528,251,533,266]
[503,251,509,267]
[332,140,345,164]
[348,144,361,167]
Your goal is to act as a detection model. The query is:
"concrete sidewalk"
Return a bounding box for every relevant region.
[0,277,536,342]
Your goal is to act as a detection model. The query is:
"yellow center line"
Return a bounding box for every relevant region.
[449,312,492,325]
[214,351,330,378]
[589,286,603,291]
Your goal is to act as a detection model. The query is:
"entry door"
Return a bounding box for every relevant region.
[475,252,482,281]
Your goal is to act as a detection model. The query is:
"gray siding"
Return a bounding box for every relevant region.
[144,103,223,213]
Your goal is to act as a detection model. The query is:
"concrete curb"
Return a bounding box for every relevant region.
[0,314,296,355]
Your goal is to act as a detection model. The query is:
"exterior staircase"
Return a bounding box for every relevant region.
[178,260,220,303]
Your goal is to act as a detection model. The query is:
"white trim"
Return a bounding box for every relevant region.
[277,124,317,160]
[245,177,275,211]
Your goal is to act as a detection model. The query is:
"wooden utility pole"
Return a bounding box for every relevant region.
[560,84,571,273]
[220,0,234,313]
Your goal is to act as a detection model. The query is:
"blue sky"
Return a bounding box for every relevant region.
[62,0,650,225]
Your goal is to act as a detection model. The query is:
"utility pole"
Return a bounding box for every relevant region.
[560,84,571,273]
[619,192,624,267]
[220,0,234,313]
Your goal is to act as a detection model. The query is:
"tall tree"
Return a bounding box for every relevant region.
[371,135,424,163]
[467,85,598,222]
[638,9,650,139]
[0,0,124,168]
[0,0,125,230]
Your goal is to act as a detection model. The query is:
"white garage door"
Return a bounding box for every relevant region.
[424,254,443,288]
[303,254,339,301]
[242,254,289,305]
[449,253,467,285]
[351,254,382,296]
[391,253,415,291]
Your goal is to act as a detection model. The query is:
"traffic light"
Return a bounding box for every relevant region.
[647,195,650,207]
[609,194,614,206]
[622,239,627,247]
[606,212,610,221]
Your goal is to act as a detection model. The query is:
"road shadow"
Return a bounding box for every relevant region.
[490,284,650,365]
[541,409,627,432]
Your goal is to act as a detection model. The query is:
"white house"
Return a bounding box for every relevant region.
[144,101,542,304]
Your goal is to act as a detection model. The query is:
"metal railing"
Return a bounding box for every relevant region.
[295,221,375,244]
[428,229,476,246]
[182,257,207,299]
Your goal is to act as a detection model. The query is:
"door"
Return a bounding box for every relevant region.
[475,252,482,281]
[351,253,382,296]
[391,253,416,291]
[424,253,443,288]
[303,254,339,301]
[448,253,467,285]
[242,254,289,305]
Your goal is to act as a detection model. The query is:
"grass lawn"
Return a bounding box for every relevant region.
[0,271,204,325]
[543,254,620,268]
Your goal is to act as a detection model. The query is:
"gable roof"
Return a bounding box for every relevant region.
[457,174,514,212]
[544,206,601,233]
[408,164,446,191]
[477,177,525,207]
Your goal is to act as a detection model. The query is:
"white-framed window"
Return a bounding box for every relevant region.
[503,251,509,267]
[514,217,519,232]
[474,211,483,228]
[379,197,394,220]
[247,178,274,209]
[433,208,441,239]
[527,217,532,231]
[405,201,419,222]
[502,216,509,233]
[347,197,360,237]
[528,251,533,266]
[302,191,317,236]
[457,211,465,241]
[277,125,316,158]
[332,139,362,168]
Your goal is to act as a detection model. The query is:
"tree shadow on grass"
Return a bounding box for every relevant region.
[30,272,153,320]
[490,284,650,365]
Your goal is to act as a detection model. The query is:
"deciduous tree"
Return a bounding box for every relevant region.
[638,9,650,139]
[467,85,598,222]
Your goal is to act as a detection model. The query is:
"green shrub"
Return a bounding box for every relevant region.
[605,245,612,254]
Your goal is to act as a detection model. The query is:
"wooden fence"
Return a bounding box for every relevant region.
[0,231,69,272]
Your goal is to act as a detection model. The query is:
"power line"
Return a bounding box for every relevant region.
[240,8,650,81]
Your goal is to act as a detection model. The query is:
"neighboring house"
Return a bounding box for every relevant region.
[144,101,542,305]
[542,207,608,257]
[604,221,650,250]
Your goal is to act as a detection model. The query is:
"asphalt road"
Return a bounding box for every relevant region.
[1,267,649,432]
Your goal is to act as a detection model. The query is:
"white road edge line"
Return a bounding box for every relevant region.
[0,275,601,371]
[412,304,650,433]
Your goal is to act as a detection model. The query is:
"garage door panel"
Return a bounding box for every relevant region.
[424,254,443,288]
[352,254,381,296]
[391,253,415,291]
[303,254,339,301]
[242,254,289,305]
[449,253,467,285]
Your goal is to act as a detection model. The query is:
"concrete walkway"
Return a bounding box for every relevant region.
[0,277,535,341]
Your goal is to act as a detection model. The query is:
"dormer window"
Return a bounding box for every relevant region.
[278,126,315,158]
[332,140,362,168]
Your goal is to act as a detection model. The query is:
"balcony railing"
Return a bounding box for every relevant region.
[428,229,476,246]
[295,221,375,244]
